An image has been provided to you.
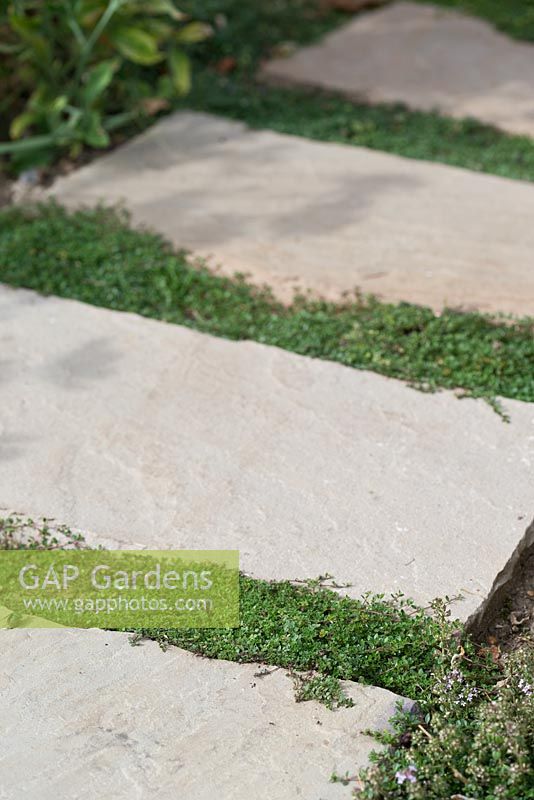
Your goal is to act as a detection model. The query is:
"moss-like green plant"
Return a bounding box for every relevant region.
[0,513,86,549]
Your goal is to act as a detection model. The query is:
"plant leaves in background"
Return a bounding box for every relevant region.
[168,48,191,94]
[111,27,163,64]
[176,21,212,43]
[83,59,119,104]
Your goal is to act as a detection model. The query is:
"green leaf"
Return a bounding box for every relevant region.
[83,60,118,105]
[27,86,48,112]
[10,111,38,140]
[131,0,185,19]
[175,21,212,44]
[83,111,111,148]
[0,134,57,155]
[168,49,191,95]
[110,27,163,65]
[103,110,138,132]
[142,19,174,40]
[8,14,50,61]
[50,96,69,114]
[26,91,68,116]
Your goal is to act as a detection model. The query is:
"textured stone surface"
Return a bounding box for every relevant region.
[262,1,534,138]
[48,111,534,316]
[1,286,533,622]
[0,629,405,799]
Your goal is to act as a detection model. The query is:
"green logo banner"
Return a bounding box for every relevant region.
[0,550,239,629]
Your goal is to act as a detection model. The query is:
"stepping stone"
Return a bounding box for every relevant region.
[262,1,534,138]
[0,628,406,798]
[49,111,534,316]
[0,286,532,623]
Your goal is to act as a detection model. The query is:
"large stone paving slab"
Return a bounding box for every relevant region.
[0,629,405,799]
[48,112,534,316]
[0,286,532,622]
[262,1,534,138]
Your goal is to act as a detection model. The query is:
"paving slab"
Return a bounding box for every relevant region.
[1,286,533,622]
[0,628,405,799]
[48,111,534,316]
[262,1,534,139]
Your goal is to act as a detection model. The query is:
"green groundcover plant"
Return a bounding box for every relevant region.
[0,0,210,168]
[1,202,533,415]
[0,513,86,549]
[413,0,534,42]
[179,75,534,185]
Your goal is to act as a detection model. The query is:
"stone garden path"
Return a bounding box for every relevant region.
[263,1,534,138]
[2,6,534,797]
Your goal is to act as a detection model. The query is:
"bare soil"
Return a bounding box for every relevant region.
[485,550,534,653]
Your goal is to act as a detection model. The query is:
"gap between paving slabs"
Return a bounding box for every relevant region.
[3,513,533,799]
[1,202,533,418]
[178,74,534,185]
[3,514,532,664]
[0,513,514,703]
[0,513,452,704]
